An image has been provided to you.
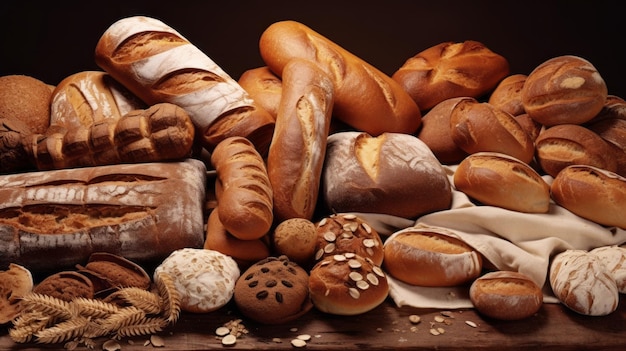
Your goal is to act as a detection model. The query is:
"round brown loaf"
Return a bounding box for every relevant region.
[33,271,95,301]
[521,55,607,126]
[272,218,318,267]
[392,40,509,111]
[535,124,618,177]
[469,271,543,320]
[238,66,282,120]
[587,117,626,177]
[0,74,52,135]
[0,117,33,173]
[449,99,535,164]
[309,253,388,316]
[321,131,452,219]
[453,152,551,213]
[550,165,626,228]
[383,226,483,287]
[514,113,542,142]
[488,74,527,117]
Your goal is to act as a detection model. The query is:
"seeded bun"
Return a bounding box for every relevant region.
[314,213,384,266]
[272,218,318,267]
[309,253,388,316]
[154,248,240,313]
[469,271,543,320]
[0,263,33,324]
[383,226,483,287]
[234,256,313,324]
[0,75,52,134]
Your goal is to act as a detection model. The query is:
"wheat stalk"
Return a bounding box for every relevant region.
[114,317,168,338]
[99,306,146,332]
[71,297,120,318]
[154,271,181,323]
[34,316,90,344]
[20,293,74,320]
[106,287,162,315]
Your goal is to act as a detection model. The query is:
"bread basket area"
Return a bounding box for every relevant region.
[1,1,625,350]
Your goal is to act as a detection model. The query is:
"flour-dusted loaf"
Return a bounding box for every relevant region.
[321,131,451,219]
[259,20,421,136]
[549,249,619,316]
[590,246,626,294]
[95,16,275,154]
[0,159,207,271]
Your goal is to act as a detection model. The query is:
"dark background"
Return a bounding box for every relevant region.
[1,0,624,98]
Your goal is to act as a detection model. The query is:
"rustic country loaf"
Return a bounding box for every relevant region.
[0,74,52,135]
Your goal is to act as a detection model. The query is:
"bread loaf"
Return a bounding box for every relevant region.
[549,249,618,316]
[95,16,275,154]
[50,71,146,130]
[392,40,510,111]
[590,246,626,293]
[521,55,607,126]
[211,136,273,240]
[267,58,334,222]
[587,116,626,177]
[0,159,207,271]
[238,66,282,119]
[453,152,551,213]
[0,263,33,324]
[449,99,535,164]
[321,131,451,219]
[0,117,32,173]
[383,226,483,287]
[550,165,626,228]
[22,103,195,170]
[259,20,421,135]
[488,74,527,117]
[0,74,52,135]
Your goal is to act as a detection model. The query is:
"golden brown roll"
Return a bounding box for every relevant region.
[238,66,282,120]
[488,74,527,117]
[0,74,52,135]
[272,218,318,267]
[587,117,626,177]
[521,55,607,126]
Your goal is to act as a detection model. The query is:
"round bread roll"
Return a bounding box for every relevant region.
[453,152,551,213]
[535,124,618,177]
[75,252,151,294]
[314,213,384,267]
[416,97,472,164]
[383,226,483,287]
[321,131,452,219]
[154,248,240,313]
[33,271,95,301]
[469,270,543,320]
[234,256,313,324]
[392,40,509,111]
[204,208,271,269]
[0,263,33,324]
[0,117,33,173]
[586,95,626,124]
[488,74,527,117]
[550,249,618,316]
[309,253,388,316]
[238,66,282,120]
[587,117,626,177]
[449,99,535,164]
[550,165,626,228]
[272,218,318,267]
[514,113,542,142]
[521,55,607,126]
[590,246,626,294]
[0,75,52,135]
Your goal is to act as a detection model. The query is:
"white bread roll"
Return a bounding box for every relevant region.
[550,165,626,229]
[321,131,451,219]
[383,226,483,287]
[453,152,551,213]
[590,246,626,293]
[549,249,618,316]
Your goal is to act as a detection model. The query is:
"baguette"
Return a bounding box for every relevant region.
[259,20,421,136]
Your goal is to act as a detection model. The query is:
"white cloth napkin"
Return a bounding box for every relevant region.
[355,165,626,309]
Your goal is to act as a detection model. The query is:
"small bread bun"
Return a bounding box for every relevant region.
[488,74,527,117]
[590,246,626,293]
[234,256,313,324]
[535,124,618,177]
[449,99,535,164]
[33,271,95,301]
[154,248,240,313]
[314,213,384,266]
[272,218,318,267]
[514,113,542,142]
[0,263,33,324]
[383,226,482,287]
[453,152,551,213]
[204,208,271,269]
[0,75,52,134]
[309,253,388,315]
[469,270,543,320]
[550,249,618,316]
[521,55,607,126]
[238,66,282,120]
[550,165,626,228]
[322,131,452,219]
[587,117,626,177]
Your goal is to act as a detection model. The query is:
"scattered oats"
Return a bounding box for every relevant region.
[344,252,356,259]
[408,315,421,324]
[324,243,336,253]
[429,328,440,336]
[349,287,360,299]
[465,320,478,328]
[221,334,237,346]
[342,214,357,220]
[215,327,230,336]
[410,326,418,332]
[434,316,445,323]
[356,280,370,290]
[333,254,347,262]
[273,337,283,343]
[443,319,453,326]
[143,340,151,346]
[361,222,372,234]
[318,218,327,226]
[437,327,445,334]
[349,272,363,281]
[440,311,454,318]
[103,339,121,351]
[290,327,299,332]
[291,338,307,348]
[150,335,165,347]
[297,334,311,341]
[348,259,362,269]
[323,231,337,242]
[363,239,376,248]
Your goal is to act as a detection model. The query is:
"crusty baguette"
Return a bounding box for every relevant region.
[0,159,207,272]
[267,58,334,222]
[259,20,421,136]
[211,136,273,240]
[238,66,282,120]
[94,16,275,155]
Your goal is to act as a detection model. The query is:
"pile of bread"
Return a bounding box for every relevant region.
[1,15,626,345]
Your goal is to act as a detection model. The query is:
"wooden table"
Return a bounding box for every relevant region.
[2,297,625,350]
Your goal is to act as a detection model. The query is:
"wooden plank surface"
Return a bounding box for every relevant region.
[2,297,625,350]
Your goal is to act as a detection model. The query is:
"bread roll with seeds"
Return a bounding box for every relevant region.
[309,253,388,316]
